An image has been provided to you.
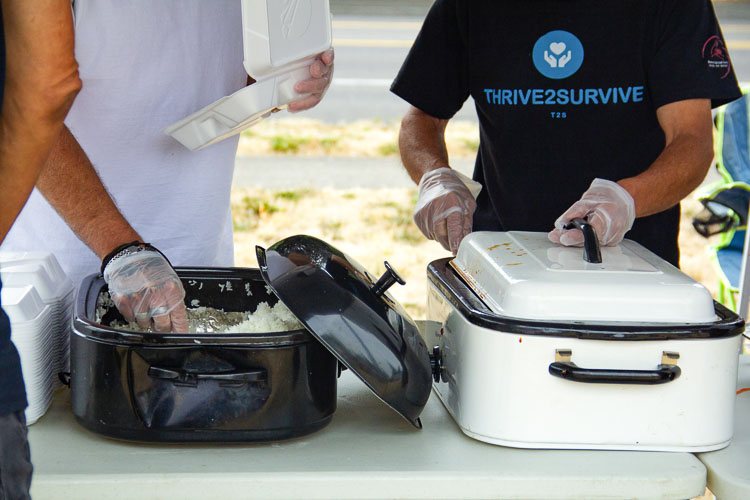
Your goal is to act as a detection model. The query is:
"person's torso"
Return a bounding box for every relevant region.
[467,1,663,228]
[460,1,696,263]
[1,1,247,287]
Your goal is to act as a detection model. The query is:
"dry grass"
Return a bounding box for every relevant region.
[232,187,447,318]
[238,118,480,159]
[232,186,723,320]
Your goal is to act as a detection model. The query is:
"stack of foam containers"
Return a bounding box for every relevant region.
[0,252,74,424]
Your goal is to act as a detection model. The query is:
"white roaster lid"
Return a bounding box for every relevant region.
[450,231,717,324]
[165,0,332,151]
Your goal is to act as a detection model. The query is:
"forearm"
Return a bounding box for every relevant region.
[617,135,713,218]
[0,0,81,241]
[617,99,713,218]
[399,106,451,184]
[36,126,142,259]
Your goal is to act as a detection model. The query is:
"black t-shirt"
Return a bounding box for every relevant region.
[391,0,741,266]
[0,2,29,417]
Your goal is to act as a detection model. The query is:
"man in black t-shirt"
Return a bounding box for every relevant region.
[0,2,80,497]
[391,0,742,266]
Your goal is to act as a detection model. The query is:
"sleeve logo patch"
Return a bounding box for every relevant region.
[703,35,731,79]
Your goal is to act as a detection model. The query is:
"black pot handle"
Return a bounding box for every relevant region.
[148,366,267,384]
[549,350,681,385]
[563,217,602,264]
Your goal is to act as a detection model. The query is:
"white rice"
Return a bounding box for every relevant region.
[223,301,303,333]
[96,291,303,333]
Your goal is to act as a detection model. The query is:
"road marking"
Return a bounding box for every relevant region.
[333,78,393,87]
[334,38,413,48]
[333,20,422,30]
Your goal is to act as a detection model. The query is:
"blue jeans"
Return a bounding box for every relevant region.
[0,410,32,500]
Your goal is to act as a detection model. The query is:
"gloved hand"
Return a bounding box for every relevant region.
[414,167,481,254]
[102,242,188,333]
[548,178,636,247]
[288,48,334,112]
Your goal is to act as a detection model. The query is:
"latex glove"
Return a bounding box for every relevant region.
[548,178,636,247]
[414,167,481,254]
[288,48,334,112]
[102,243,188,333]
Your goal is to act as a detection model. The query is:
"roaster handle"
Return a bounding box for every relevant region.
[549,362,680,385]
[148,366,267,384]
[563,217,602,264]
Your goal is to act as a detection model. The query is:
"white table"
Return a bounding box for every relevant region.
[28,370,706,500]
[697,355,750,499]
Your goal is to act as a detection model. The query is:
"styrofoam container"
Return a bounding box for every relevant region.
[0,252,72,292]
[2,285,57,425]
[241,0,332,77]
[1,286,46,325]
[0,263,58,300]
[1,252,74,380]
[425,231,745,452]
[165,0,332,151]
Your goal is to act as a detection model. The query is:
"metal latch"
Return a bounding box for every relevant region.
[661,351,680,366]
[555,349,572,363]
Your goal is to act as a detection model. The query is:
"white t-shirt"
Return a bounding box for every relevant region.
[1,1,248,288]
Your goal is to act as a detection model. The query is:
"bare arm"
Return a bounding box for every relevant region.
[398,105,451,184]
[39,126,189,332]
[398,105,477,253]
[618,98,714,217]
[0,0,81,242]
[36,126,141,259]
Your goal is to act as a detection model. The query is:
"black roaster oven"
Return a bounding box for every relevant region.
[71,236,436,443]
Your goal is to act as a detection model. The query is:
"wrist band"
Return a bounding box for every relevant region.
[100,241,173,275]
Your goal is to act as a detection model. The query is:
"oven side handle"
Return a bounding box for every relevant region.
[548,361,681,385]
[148,366,268,384]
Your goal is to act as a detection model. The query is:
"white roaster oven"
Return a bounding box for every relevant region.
[165,0,332,151]
[425,229,745,452]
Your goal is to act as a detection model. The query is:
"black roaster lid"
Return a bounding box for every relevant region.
[256,235,432,428]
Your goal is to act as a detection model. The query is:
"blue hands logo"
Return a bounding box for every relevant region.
[532,31,584,80]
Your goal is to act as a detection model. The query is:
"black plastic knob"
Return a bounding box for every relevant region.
[371,261,405,297]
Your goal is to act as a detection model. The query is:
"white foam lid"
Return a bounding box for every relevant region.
[0,252,73,300]
[165,0,332,151]
[1,263,59,302]
[451,231,717,324]
[1,286,47,324]
[241,0,332,78]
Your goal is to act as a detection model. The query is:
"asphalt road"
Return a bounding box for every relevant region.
[299,1,750,124]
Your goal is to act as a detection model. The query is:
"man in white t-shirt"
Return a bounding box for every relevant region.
[0,1,334,332]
